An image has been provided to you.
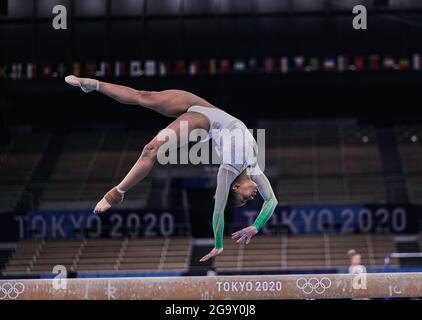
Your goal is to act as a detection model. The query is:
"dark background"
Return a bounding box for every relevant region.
[1,0,422,132]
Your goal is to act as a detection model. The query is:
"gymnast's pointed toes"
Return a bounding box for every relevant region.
[65,75,80,86]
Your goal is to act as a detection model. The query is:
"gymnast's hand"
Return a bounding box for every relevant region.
[200,248,224,262]
[232,226,258,245]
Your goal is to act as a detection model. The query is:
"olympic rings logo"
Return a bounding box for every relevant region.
[296,277,331,295]
[0,282,25,300]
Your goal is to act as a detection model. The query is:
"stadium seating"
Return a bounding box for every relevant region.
[2,237,191,276]
[260,120,386,205]
[0,234,416,276]
[0,132,51,213]
[0,120,398,212]
[397,125,422,203]
[38,130,154,210]
[214,234,398,272]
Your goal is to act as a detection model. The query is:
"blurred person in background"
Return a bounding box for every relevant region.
[348,249,367,274]
[348,249,368,300]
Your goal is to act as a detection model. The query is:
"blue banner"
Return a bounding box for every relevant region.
[1,209,189,240]
[234,204,419,234]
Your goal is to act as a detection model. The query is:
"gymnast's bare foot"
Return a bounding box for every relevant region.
[65,75,99,93]
[93,187,124,214]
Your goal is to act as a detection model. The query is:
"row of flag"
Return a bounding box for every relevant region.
[2,54,422,80]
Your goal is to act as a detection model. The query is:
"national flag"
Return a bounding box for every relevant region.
[248,58,257,72]
[280,57,289,74]
[0,65,7,80]
[233,59,246,73]
[263,57,275,74]
[368,55,381,71]
[129,60,144,78]
[120,62,127,77]
[10,64,17,80]
[95,62,108,78]
[399,58,410,70]
[72,63,81,77]
[337,55,346,72]
[114,61,122,77]
[17,64,23,79]
[11,63,23,80]
[208,59,216,75]
[413,54,421,71]
[51,64,60,78]
[86,63,97,77]
[348,57,357,71]
[145,60,156,76]
[57,63,66,78]
[106,62,112,77]
[159,61,169,76]
[174,60,187,75]
[26,63,36,79]
[323,57,336,72]
[25,63,32,79]
[189,60,201,75]
[42,64,51,79]
[309,57,319,72]
[220,59,231,74]
[383,56,396,70]
[293,56,305,72]
[355,56,365,72]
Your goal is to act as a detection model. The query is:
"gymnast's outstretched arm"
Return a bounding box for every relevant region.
[251,173,278,229]
[200,167,238,262]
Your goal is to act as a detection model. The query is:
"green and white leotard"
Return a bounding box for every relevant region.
[187,106,278,249]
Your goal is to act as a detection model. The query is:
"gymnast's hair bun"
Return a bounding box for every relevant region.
[347,249,357,257]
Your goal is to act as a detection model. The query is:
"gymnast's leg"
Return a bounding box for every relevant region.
[93,112,210,213]
[65,75,216,117]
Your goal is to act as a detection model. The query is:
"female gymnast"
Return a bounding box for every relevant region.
[65,75,278,261]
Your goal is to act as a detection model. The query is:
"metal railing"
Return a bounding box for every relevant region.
[384,252,422,268]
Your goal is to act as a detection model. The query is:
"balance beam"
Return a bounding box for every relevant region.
[0,273,421,300]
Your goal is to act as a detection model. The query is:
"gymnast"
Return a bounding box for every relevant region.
[64,75,278,261]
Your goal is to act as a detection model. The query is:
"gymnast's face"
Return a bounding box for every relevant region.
[232,179,258,207]
[351,254,362,266]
